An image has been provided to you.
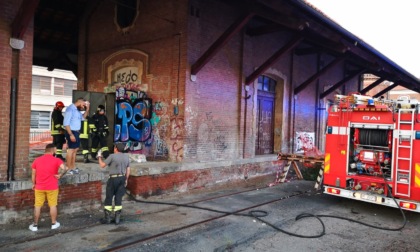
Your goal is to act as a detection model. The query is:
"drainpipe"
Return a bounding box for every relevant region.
[8,78,17,181]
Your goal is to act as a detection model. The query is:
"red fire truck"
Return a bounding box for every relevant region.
[323,94,420,212]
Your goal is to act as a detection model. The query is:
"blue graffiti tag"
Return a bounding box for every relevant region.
[114,100,151,142]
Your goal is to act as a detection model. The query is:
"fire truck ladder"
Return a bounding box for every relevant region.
[395,108,415,197]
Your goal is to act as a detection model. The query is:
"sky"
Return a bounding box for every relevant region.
[305,0,420,77]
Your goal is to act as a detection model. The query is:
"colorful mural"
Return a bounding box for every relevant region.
[114,87,152,153]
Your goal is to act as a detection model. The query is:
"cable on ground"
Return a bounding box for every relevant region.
[125,184,406,239]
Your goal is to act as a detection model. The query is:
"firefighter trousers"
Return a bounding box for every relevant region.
[91,135,107,152]
[104,176,126,211]
[52,134,66,155]
[80,138,89,155]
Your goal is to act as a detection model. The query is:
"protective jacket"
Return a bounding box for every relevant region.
[51,108,64,135]
[89,113,109,136]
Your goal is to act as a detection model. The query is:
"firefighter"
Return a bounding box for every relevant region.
[51,101,66,161]
[80,114,90,163]
[89,105,110,159]
[97,143,130,225]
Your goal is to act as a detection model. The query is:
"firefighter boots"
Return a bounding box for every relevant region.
[101,210,112,224]
[83,154,90,163]
[115,210,122,225]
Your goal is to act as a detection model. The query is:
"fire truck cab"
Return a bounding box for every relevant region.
[323,94,420,212]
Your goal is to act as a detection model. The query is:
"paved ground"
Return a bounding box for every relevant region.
[1,176,419,252]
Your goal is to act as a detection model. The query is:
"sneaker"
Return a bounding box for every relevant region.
[51,222,60,230]
[67,169,79,175]
[29,224,38,231]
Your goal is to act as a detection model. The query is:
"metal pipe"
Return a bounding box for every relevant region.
[8,78,17,181]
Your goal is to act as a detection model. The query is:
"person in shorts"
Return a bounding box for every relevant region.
[29,143,68,231]
[63,97,90,175]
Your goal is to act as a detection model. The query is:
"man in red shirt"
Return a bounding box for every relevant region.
[29,143,68,231]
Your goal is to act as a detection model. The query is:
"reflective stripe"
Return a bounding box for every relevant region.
[114,206,122,211]
[80,121,89,138]
[324,153,330,174]
[415,163,420,188]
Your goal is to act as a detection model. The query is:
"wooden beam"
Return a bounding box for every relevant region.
[373,83,399,98]
[294,46,321,56]
[245,0,308,31]
[246,23,284,37]
[191,13,254,76]
[11,0,40,39]
[245,35,303,85]
[360,77,385,95]
[294,56,345,94]
[320,69,365,99]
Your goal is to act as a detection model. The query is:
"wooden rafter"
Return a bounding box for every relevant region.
[294,56,345,94]
[190,13,255,76]
[373,83,399,98]
[320,69,366,99]
[360,77,385,95]
[245,35,303,85]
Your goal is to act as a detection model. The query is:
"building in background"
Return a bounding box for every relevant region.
[362,73,420,101]
[30,66,77,142]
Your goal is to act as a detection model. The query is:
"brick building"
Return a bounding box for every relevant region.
[1,0,420,222]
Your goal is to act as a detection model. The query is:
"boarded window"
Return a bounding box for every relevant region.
[32,76,52,95]
[30,111,51,129]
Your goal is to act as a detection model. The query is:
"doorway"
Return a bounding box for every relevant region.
[255,76,276,155]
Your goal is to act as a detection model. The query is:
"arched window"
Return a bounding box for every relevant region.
[257,76,276,93]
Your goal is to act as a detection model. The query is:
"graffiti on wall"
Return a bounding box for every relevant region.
[114,87,153,148]
[295,132,315,153]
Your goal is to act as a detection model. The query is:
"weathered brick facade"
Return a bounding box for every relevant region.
[0,181,102,224]
[0,0,366,217]
[0,0,32,181]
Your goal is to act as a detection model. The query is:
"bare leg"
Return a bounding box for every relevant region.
[33,206,41,224]
[50,206,57,223]
[66,149,76,169]
[73,148,79,167]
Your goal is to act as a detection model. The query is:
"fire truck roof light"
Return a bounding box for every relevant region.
[327,188,341,195]
[416,131,420,140]
[399,202,417,210]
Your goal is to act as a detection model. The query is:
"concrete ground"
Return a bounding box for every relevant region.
[1,176,420,252]
[14,144,419,251]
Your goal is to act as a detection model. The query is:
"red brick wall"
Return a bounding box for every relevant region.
[0,0,32,181]
[0,181,102,223]
[78,0,364,164]
[79,0,188,162]
[127,161,278,197]
[0,0,15,180]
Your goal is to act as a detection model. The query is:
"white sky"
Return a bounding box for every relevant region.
[305,0,420,78]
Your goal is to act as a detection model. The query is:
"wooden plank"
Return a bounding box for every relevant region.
[191,13,254,76]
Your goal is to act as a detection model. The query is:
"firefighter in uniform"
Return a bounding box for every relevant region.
[80,115,90,163]
[97,142,130,225]
[51,101,66,161]
[89,105,110,159]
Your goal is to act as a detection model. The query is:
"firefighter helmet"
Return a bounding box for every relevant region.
[55,101,65,108]
[97,105,105,111]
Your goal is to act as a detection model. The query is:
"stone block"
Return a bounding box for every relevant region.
[88,172,105,182]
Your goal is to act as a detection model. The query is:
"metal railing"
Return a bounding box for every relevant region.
[30,130,52,143]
